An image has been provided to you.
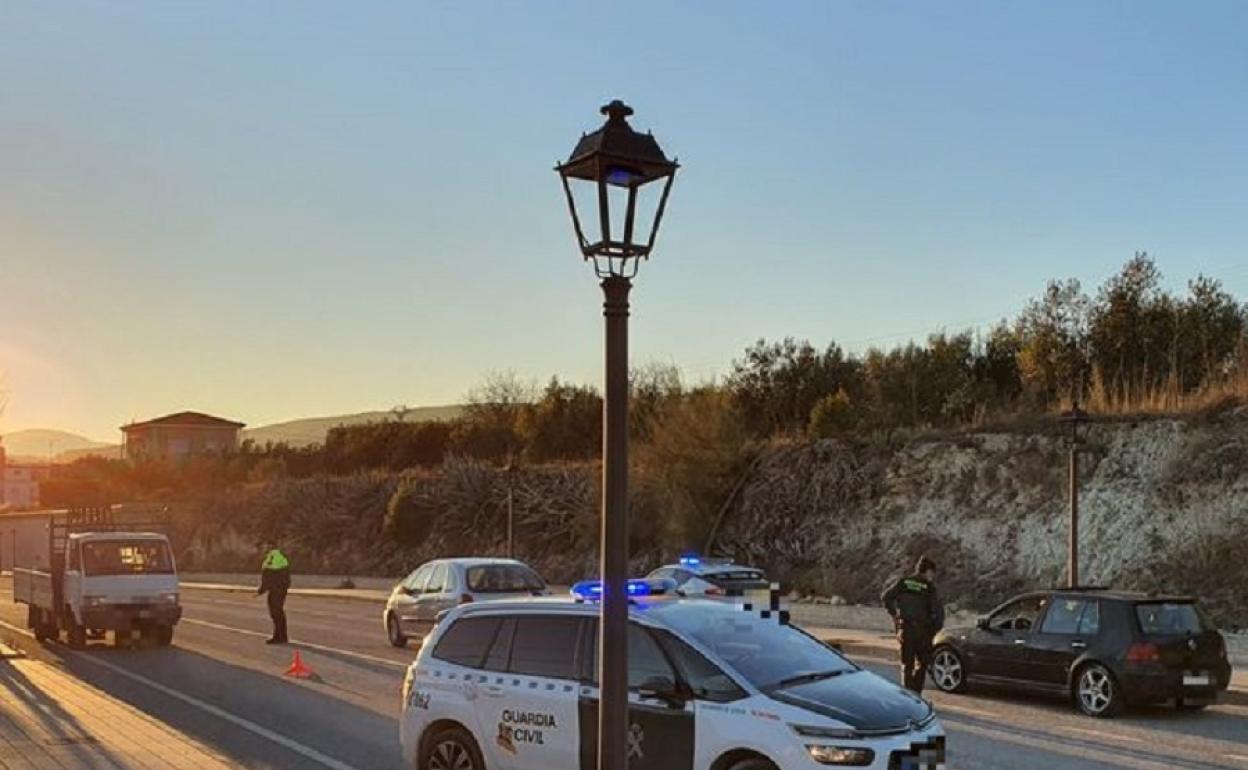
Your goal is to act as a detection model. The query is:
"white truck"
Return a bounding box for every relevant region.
[3,507,181,648]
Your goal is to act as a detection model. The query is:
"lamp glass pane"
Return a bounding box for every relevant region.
[629,181,665,250]
[566,175,602,246]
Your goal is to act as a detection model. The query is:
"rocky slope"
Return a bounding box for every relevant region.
[716,407,1248,624]
[174,407,1248,626]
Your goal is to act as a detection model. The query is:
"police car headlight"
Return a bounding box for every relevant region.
[806,745,874,766]
[792,724,859,740]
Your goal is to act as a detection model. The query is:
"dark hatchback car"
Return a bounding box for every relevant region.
[929,589,1232,717]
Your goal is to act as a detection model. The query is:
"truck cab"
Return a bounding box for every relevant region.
[62,532,181,643]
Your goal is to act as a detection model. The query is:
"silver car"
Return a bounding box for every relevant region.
[383,557,547,647]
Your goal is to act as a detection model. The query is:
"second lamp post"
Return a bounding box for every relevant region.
[556,100,678,770]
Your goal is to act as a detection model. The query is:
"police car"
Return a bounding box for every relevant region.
[400,579,945,770]
[646,556,771,598]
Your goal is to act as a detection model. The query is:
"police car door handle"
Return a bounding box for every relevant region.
[1071,641,1087,649]
[483,685,505,698]
[1013,639,1026,645]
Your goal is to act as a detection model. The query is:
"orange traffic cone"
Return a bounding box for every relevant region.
[284,650,315,679]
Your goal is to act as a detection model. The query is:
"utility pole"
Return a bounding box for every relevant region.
[1060,382,1091,587]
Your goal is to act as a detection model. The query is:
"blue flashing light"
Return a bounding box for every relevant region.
[570,578,676,601]
[679,554,701,568]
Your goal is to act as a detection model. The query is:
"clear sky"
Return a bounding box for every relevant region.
[3,1,1247,442]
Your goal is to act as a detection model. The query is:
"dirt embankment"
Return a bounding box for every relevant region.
[717,408,1248,625]
[174,408,1248,626]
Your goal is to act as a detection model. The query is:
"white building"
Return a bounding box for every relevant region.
[0,445,47,509]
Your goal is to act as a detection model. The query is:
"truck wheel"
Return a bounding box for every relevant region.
[67,623,87,649]
[155,625,174,646]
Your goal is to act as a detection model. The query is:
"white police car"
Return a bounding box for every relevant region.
[647,556,771,598]
[400,580,945,770]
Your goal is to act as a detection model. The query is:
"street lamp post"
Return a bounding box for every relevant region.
[1059,387,1091,588]
[504,456,515,559]
[556,100,677,770]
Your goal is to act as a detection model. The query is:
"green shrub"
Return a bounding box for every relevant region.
[384,478,436,547]
[808,389,857,437]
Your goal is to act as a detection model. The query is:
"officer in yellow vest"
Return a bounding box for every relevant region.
[257,541,291,644]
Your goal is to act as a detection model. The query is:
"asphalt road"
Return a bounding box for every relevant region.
[2,585,1246,770]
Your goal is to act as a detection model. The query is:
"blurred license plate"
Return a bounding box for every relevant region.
[1183,673,1210,686]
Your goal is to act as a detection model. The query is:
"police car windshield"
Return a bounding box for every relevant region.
[655,606,856,690]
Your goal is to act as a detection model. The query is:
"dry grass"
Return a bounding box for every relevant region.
[1077,364,1248,418]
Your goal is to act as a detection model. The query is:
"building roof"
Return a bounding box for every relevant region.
[121,411,246,432]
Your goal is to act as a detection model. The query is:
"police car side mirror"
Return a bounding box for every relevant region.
[976,616,991,631]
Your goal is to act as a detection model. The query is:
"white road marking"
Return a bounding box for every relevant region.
[181,617,409,670]
[0,618,367,770]
[1066,726,1143,744]
[1225,755,1248,764]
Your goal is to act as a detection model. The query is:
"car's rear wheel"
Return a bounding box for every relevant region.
[1074,663,1123,717]
[386,613,407,648]
[726,758,778,770]
[420,725,483,770]
[930,646,969,693]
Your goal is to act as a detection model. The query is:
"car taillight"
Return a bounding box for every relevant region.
[1126,643,1160,663]
[459,593,474,604]
[704,586,724,596]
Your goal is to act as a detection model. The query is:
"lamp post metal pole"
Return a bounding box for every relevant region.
[506,480,514,558]
[599,274,631,770]
[505,459,515,559]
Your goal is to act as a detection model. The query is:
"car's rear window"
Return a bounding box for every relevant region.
[466,564,546,593]
[1135,602,1208,635]
[705,569,765,582]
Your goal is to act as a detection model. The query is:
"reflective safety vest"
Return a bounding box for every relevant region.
[262,549,290,571]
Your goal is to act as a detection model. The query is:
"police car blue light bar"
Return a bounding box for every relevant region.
[679,553,734,568]
[570,578,677,601]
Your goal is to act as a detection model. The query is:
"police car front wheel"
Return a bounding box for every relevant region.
[725,758,778,770]
[419,725,484,770]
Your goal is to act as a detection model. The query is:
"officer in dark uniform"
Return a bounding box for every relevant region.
[256,541,291,644]
[881,555,944,694]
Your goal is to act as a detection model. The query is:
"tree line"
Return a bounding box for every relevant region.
[37,253,1248,508]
